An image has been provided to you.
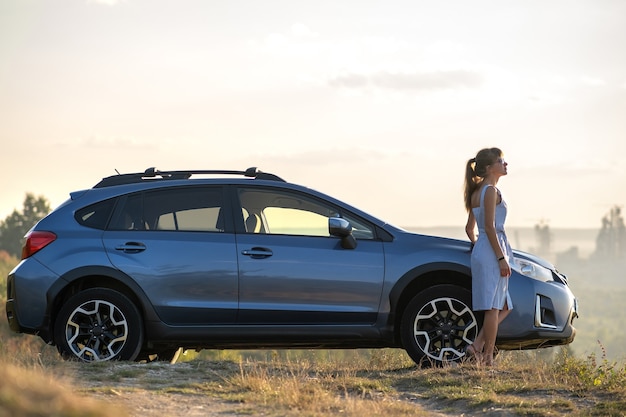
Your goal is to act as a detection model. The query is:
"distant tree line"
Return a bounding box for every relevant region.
[593,205,626,261]
[0,194,51,258]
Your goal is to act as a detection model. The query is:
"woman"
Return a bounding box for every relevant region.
[464,147,513,366]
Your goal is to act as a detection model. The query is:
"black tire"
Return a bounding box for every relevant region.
[401,284,481,367]
[54,288,144,362]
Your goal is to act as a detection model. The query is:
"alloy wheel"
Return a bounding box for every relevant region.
[64,299,129,362]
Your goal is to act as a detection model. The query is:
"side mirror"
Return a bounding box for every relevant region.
[328,218,357,249]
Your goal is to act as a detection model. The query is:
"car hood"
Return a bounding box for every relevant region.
[395,228,557,271]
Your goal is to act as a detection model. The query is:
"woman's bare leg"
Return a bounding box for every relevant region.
[498,307,511,324]
[467,305,510,364]
[481,309,499,365]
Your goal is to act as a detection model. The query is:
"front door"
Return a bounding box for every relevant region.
[235,187,385,325]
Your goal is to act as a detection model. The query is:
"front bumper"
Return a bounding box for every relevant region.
[497,273,578,350]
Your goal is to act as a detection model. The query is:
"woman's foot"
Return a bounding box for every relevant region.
[465,344,476,356]
[463,344,481,362]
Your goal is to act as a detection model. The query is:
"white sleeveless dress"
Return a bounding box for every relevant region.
[470,185,513,311]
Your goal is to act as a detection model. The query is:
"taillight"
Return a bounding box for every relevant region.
[21,231,57,259]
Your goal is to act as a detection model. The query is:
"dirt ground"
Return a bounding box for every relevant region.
[65,360,455,417]
[87,389,250,417]
[68,361,257,417]
[64,356,599,417]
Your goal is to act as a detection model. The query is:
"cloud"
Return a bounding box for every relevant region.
[580,76,606,87]
[245,148,392,169]
[251,23,321,55]
[526,91,564,106]
[76,135,157,150]
[291,23,319,39]
[328,70,483,92]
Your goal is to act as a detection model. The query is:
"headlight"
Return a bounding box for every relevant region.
[512,257,554,282]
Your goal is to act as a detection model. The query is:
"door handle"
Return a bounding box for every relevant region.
[241,247,273,259]
[115,242,147,253]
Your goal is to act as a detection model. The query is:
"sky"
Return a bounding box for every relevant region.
[1,0,625,231]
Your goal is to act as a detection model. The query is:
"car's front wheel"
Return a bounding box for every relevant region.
[54,288,144,362]
[401,284,480,367]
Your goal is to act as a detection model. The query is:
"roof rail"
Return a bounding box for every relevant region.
[93,167,284,188]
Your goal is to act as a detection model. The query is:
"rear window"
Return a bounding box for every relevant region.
[75,198,117,230]
[108,187,224,232]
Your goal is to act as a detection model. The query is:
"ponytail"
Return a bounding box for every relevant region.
[463,158,479,212]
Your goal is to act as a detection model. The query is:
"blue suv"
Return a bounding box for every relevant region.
[6,168,578,365]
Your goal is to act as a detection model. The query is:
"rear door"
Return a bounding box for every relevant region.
[103,186,238,325]
[235,187,385,325]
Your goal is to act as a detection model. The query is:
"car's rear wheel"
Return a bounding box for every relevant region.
[54,288,144,362]
[401,284,480,367]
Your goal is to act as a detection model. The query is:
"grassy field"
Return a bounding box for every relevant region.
[2,252,626,416]
[4,343,626,416]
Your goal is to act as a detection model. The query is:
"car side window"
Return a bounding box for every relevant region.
[109,187,224,232]
[75,198,117,230]
[238,188,374,239]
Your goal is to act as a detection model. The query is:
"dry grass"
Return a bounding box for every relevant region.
[1,329,626,417]
[0,352,128,417]
[225,352,431,416]
[33,347,624,417]
[409,348,626,416]
[0,324,128,417]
